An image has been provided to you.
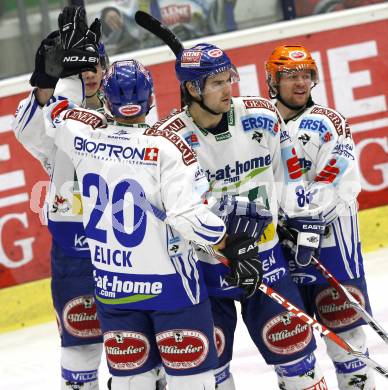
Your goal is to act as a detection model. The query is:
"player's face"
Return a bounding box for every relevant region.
[82,63,103,97]
[201,71,232,113]
[278,69,312,108]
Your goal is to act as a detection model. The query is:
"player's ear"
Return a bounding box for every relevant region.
[186,81,199,99]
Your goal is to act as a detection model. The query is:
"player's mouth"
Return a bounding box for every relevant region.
[86,82,98,89]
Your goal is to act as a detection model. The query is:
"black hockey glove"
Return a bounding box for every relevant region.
[212,195,272,241]
[277,215,326,267]
[30,30,60,89]
[221,233,262,298]
[58,6,101,77]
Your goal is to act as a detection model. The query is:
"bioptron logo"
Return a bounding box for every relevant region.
[74,136,159,162]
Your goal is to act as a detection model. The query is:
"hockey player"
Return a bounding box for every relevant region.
[152,43,328,389]
[265,44,375,389]
[42,13,265,389]
[12,11,109,390]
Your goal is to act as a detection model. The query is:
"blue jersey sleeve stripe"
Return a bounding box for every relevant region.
[192,229,220,243]
[17,98,33,128]
[21,98,39,133]
[196,216,225,232]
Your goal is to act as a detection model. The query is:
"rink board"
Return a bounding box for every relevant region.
[1,204,387,334]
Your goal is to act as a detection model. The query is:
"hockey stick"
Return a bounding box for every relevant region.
[134,195,388,380]
[257,282,388,380]
[134,10,185,108]
[311,256,388,345]
[135,10,183,57]
[210,250,388,380]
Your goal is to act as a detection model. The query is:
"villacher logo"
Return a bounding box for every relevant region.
[156,329,209,369]
[63,296,101,338]
[104,331,150,370]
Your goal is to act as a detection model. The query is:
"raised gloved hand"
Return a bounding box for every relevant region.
[58,6,101,77]
[220,233,262,298]
[212,196,272,241]
[277,215,326,267]
[30,30,60,89]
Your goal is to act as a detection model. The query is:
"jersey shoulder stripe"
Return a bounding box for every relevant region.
[239,96,276,112]
[310,105,346,136]
[143,126,197,166]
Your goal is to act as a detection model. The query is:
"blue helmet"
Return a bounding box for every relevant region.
[175,43,238,92]
[103,60,153,118]
[98,42,109,70]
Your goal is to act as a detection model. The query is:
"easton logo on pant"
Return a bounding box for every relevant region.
[214,326,226,357]
[62,296,101,338]
[104,331,150,370]
[262,312,313,355]
[315,286,364,328]
[156,329,209,369]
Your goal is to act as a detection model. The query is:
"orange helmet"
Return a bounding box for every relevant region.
[265,45,318,98]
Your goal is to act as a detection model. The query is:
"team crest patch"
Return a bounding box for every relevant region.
[262,312,312,355]
[63,296,101,338]
[316,286,365,328]
[118,105,142,116]
[156,329,209,369]
[104,331,150,370]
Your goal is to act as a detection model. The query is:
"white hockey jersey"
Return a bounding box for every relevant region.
[43,77,226,310]
[152,97,311,296]
[12,89,107,257]
[283,103,364,284]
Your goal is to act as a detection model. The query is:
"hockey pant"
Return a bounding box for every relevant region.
[51,242,103,389]
[299,277,375,389]
[97,299,218,390]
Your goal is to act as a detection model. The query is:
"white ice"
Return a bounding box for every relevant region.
[1,248,387,389]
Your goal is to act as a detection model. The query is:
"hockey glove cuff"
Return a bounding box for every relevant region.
[30,30,60,89]
[211,195,272,241]
[278,215,326,267]
[221,233,262,298]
